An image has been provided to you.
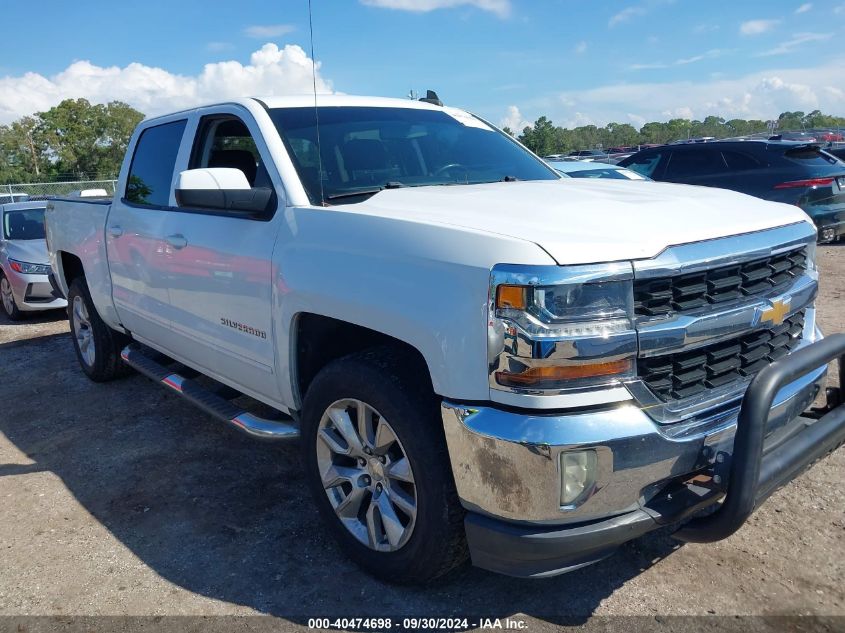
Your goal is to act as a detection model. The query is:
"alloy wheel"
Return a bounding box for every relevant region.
[316,399,418,552]
[72,295,96,367]
[0,277,14,316]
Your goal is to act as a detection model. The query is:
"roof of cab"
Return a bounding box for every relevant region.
[142,94,454,124]
[255,95,447,111]
[0,201,48,212]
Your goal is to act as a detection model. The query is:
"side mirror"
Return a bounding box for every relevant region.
[174,168,273,215]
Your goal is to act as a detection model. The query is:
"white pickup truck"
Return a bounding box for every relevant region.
[45,95,845,583]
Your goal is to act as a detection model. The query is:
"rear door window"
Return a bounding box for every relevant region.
[721,150,765,171]
[623,152,665,178]
[125,120,187,207]
[664,149,727,179]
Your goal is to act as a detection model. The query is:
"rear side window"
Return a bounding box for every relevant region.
[664,149,726,179]
[125,120,187,207]
[783,146,839,167]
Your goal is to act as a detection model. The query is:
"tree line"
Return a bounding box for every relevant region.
[506,110,845,156]
[2,99,844,184]
[0,98,144,184]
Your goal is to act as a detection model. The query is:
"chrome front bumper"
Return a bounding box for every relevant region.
[442,341,826,526]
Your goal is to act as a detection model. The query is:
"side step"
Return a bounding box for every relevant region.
[120,345,299,441]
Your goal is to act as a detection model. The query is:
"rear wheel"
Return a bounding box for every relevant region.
[0,272,23,321]
[301,347,468,584]
[67,277,131,382]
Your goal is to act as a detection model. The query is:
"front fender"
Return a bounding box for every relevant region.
[271,206,554,409]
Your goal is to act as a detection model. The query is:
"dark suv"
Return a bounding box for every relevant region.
[619,141,845,243]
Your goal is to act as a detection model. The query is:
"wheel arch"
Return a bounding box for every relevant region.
[291,312,435,410]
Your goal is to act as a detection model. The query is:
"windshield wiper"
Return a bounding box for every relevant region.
[500,175,520,182]
[325,181,406,202]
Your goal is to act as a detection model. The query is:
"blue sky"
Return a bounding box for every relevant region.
[1,0,844,128]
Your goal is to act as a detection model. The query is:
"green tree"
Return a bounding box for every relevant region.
[36,98,144,180]
[519,117,558,155]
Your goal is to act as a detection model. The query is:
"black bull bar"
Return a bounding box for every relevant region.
[675,332,845,543]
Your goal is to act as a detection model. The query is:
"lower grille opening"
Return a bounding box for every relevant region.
[639,311,806,402]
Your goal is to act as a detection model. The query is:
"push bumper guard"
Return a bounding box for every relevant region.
[675,332,845,543]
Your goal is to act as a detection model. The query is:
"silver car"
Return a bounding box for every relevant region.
[0,202,67,319]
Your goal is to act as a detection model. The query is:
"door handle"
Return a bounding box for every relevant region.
[108,225,123,238]
[165,234,188,250]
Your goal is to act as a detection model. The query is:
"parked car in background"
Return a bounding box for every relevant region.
[548,160,650,180]
[827,147,845,163]
[0,201,67,319]
[817,131,844,143]
[770,132,818,143]
[0,193,30,204]
[566,149,607,161]
[619,141,845,243]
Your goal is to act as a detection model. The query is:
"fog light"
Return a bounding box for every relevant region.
[560,450,597,506]
[821,228,835,242]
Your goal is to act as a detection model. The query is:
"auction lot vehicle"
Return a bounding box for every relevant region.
[0,201,67,319]
[45,96,845,582]
[547,159,650,180]
[619,141,845,243]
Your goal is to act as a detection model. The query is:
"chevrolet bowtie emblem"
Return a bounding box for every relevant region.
[759,298,791,327]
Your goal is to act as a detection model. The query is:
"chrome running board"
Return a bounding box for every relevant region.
[120,344,299,441]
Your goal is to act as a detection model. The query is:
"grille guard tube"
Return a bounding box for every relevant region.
[675,332,845,543]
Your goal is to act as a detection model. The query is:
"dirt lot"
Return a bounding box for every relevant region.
[0,245,843,629]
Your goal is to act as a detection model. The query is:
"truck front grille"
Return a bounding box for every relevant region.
[638,310,805,401]
[634,248,807,317]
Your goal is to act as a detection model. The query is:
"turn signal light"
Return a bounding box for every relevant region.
[496,284,528,310]
[495,359,632,388]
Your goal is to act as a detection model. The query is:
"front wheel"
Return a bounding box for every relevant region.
[301,347,468,584]
[67,277,131,382]
[0,272,23,320]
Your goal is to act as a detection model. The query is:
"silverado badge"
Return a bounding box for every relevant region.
[757,297,791,327]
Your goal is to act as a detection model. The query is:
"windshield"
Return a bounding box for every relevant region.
[269,106,559,204]
[3,208,46,240]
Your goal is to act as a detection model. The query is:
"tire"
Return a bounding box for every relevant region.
[301,346,468,584]
[67,276,132,382]
[0,272,23,321]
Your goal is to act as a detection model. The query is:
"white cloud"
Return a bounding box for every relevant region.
[630,48,728,70]
[360,0,510,17]
[574,41,588,55]
[758,31,832,56]
[795,3,813,13]
[499,105,531,132]
[206,41,234,52]
[530,57,845,127]
[740,19,781,35]
[243,24,296,38]
[609,0,675,28]
[609,6,647,27]
[0,43,333,124]
[693,23,720,34]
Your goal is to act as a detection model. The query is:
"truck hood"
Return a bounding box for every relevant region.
[347,180,811,265]
[5,239,50,265]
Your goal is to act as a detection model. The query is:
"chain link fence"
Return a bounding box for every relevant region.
[1,179,118,202]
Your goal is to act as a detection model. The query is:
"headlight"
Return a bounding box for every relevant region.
[489,263,636,394]
[9,259,51,275]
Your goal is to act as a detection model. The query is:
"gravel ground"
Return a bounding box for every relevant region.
[0,245,842,630]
